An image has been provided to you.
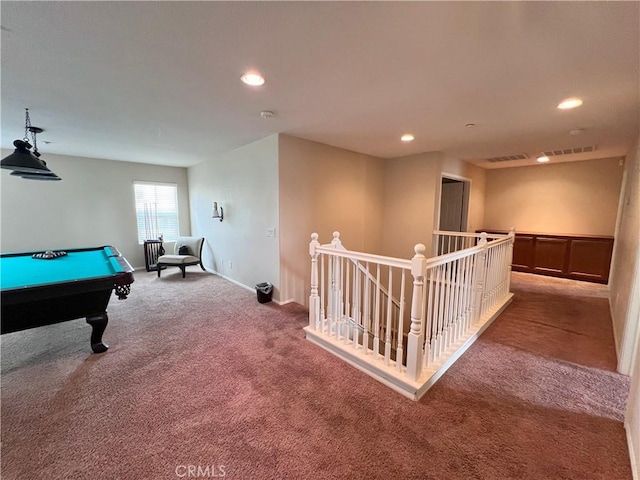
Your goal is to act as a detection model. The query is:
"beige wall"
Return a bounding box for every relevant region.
[0,151,190,269]
[441,155,487,234]
[278,134,385,305]
[607,136,640,476]
[381,152,487,259]
[483,158,624,235]
[188,135,280,300]
[610,139,640,370]
[381,152,442,259]
[277,138,487,306]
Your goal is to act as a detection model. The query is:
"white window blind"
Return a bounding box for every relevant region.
[133,182,179,243]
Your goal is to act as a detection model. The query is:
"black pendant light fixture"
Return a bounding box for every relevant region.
[1,109,61,181]
[9,161,61,181]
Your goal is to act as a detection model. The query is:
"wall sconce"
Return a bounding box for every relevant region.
[212,202,224,222]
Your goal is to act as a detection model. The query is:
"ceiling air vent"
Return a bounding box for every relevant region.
[486,153,529,163]
[542,145,596,157]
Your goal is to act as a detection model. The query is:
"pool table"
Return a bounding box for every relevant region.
[1,246,134,353]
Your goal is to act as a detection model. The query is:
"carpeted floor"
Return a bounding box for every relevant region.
[1,270,632,479]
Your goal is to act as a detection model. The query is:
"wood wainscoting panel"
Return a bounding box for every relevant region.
[568,238,614,283]
[512,235,535,272]
[533,237,570,276]
[479,230,614,284]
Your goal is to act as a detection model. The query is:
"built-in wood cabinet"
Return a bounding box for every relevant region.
[481,230,614,284]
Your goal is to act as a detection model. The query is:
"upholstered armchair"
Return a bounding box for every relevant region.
[157,237,205,278]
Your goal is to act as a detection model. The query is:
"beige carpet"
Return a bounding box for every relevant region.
[0,270,632,479]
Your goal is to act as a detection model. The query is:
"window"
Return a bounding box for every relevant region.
[133,182,179,243]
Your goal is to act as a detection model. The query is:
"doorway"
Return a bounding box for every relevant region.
[438,176,470,232]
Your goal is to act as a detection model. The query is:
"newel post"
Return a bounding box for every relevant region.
[472,232,488,323]
[331,231,342,249]
[406,243,427,381]
[506,227,515,294]
[309,233,321,330]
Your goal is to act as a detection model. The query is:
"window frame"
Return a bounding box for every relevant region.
[133,181,180,244]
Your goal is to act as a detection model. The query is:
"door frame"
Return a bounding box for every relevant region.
[435,173,471,233]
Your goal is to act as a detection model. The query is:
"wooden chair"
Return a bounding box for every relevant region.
[157,237,205,278]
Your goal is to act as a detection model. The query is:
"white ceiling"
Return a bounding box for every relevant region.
[1,1,638,169]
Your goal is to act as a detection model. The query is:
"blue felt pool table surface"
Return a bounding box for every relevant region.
[1,246,127,290]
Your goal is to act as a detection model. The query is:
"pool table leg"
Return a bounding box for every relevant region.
[86,313,109,353]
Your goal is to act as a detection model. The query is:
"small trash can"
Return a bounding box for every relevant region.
[255,282,273,304]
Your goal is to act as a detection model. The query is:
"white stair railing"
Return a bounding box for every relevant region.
[306,229,515,400]
[432,230,508,256]
[309,232,409,368]
[331,234,404,358]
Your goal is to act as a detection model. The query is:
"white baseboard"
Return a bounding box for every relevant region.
[627,421,639,480]
[208,268,289,305]
[210,269,254,293]
[141,266,289,305]
[609,298,622,367]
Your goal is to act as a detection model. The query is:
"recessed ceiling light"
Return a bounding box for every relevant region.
[401,134,414,142]
[240,72,265,86]
[557,97,583,110]
[536,155,550,163]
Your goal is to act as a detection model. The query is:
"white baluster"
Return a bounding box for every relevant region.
[431,265,444,361]
[320,253,326,331]
[362,262,370,354]
[373,263,381,358]
[423,266,435,367]
[489,245,498,309]
[331,255,339,337]
[494,246,500,305]
[384,267,393,365]
[442,261,451,351]
[464,254,473,331]
[327,252,334,334]
[499,244,504,298]
[336,256,342,338]
[353,261,361,350]
[473,233,488,323]
[330,232,341,337]
[452,257,462,342]
[466,255,477,330]
[459,255,469,334]
[430,266,439,363]
[350,261,357,344]
[449,260,457,348]
[396,269,406,371]
[421,270,428,345]
[484,246,492,312]
[344,257,351,343]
